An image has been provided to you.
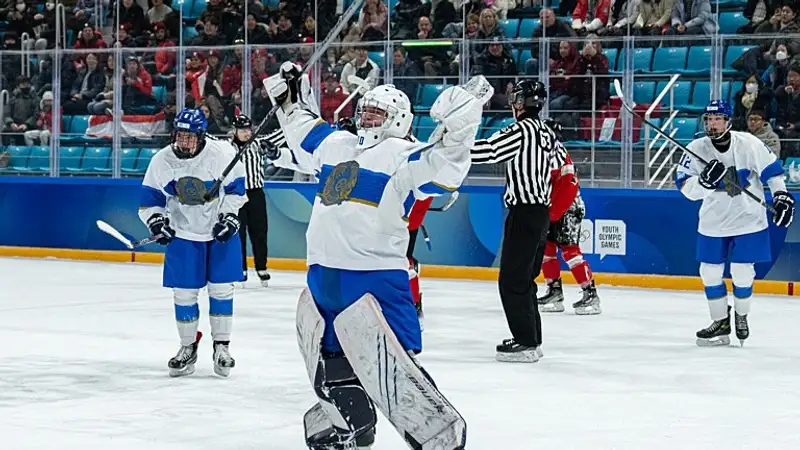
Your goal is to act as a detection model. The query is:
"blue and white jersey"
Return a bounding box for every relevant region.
[138,137,247,242]
[270,107,471,271]
[675,131,786,237]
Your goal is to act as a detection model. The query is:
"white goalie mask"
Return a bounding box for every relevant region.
[355,85,413,149]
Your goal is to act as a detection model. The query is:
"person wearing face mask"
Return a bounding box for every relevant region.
[733,74,775,130]
[2,75,39,146]
[762,45,794,91]
[7,0,36,46]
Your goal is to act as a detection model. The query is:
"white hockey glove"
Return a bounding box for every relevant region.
[429,76,493,147]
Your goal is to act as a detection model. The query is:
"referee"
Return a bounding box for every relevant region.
[470,80,564,363]
[232,114,271,287]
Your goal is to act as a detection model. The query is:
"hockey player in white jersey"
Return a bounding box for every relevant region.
[675,100,795,347]
[262,62,491,449]
[139,108,247,376]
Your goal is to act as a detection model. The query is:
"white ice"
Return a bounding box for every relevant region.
[2,257,800,450]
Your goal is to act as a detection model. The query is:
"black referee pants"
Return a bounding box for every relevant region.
[238,188,269,272]
[498,204,550,347]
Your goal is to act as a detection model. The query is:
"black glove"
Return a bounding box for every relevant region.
[772,191,795,227]
[336,117,357,135]
[212,213,240,242]
[146,214,175,245]
[698,159,726,190]
[258,139,280,160]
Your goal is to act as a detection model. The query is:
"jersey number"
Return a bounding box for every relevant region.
[679,153,692,169]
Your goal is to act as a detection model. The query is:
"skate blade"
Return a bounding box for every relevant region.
[574,305,602,315]
[169,363,195,378]
[696,335,731,347]
[535,346,543,358]
[495,350,540,363]
[213,365,232,377]
[539,302,565,313]
[260,280,269,288]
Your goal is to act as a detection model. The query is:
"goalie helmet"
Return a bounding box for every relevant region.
[355,84,413,149]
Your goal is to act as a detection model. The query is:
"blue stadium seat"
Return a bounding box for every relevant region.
[0,145,30,172]
[18,146,51,172]
[517,49,532,74]
[671,117,700,142]
[649,47,687,73]
[727,80,744,102]
[82,147,112,173]
[719,12,748,35]
[499,19,519,38]
[681,46,712,75]
[605,48,618,72]
[60,146,85,173]
[483,116,515,139]
[691,81,711,111]
[69,115,90,135]
[518,18,540,39]
[619,48,653,73]
[415,115,437,142]
[632,81,656,104]
[183,26,199,42]
[152,85,167,104]
[189,0,206,21]
[416,84,451,111]
[120,148,140,174]
[655,80,691,110]
[136,148,160,174]
[368,51,385,68]
[723,45,753,75]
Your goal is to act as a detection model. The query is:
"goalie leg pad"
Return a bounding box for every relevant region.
[297,288,377,448]
[334,294,467,450]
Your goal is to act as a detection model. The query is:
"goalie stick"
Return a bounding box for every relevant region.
[203,0,366,201]
[612,79,776,214]
[333,75,371,123]
[428,191,459,212]
[96,220,162,249]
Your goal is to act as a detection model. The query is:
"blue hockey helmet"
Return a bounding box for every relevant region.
[172,108,208,159]
[702,100,732,140]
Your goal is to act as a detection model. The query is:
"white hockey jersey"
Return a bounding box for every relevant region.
[270,108,471,271]
[675,131,786,237]
[138,137,247,242]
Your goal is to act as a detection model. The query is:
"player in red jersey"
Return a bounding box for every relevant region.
[538,121,601,315]
[407,197,433,328]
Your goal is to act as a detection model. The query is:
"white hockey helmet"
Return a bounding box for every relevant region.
[355,84,413,149]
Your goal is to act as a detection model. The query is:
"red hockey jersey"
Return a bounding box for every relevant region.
[549,144,579,222]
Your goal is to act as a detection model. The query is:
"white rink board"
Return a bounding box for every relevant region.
[1,257,799,450]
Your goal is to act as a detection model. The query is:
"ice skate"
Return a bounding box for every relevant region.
[168,331,201,377]
[538,278,565,313]
[696,306,731,347]
[257,270,271,287]
[495,338,540,363]
[235,271,247,289]
[212,341,236,377]
[735,311,749,346]
[572,280,601,315]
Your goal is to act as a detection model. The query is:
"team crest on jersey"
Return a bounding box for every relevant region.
[175,176,213,205]
[320,160,359,206]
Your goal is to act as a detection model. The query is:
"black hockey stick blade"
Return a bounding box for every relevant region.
[203,0,367,202]
[612,79,776,214]
[429,191,460,212]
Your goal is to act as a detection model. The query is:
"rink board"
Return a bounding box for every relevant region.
[0,177,798,290]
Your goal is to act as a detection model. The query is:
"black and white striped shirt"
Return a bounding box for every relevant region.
[232,138,267,190]
[471,117,565,207]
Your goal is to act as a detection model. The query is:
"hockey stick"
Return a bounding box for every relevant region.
[96,220,162,249]
[333,75,370,123]
[612,79,776,214]
[428,191,459,212]
[204,0,366,201]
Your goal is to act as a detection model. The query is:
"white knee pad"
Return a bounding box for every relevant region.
[730,263,755,315]
[173,288,200,306]
[699,263,728,321]
[208,283,234,299]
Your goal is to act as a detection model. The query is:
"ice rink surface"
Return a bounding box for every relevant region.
[2,257,800,450]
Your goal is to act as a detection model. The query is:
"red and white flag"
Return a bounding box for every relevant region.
[86,112,167,138]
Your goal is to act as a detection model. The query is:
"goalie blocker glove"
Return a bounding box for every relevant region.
[698,159,726,190]
[258,138,281,160]
[772,191,795,227]
[146,214,175,245]
[213,213,240,242]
